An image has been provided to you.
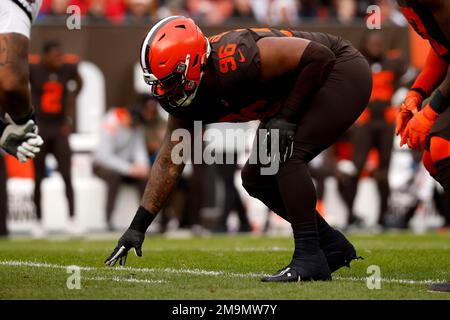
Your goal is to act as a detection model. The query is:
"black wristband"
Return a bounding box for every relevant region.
[129,206,155,233]
[410,87,428,100]
[430,90,450,114]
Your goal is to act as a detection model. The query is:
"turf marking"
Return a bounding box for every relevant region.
[0,260,447,285]
[0,260,166,285]
[333,275,446,285]
[85,276,166,284]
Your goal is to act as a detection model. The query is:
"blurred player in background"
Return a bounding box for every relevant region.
[0,0,44,161]
[395,0,450,292]
[93,105,150,231]
[339,30,406,230]
[138,94,166,164]
[29,41,82,237]
[106,16,372,282]
[215,152,252,233]
[396,0,450,207]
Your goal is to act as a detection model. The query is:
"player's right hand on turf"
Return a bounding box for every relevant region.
[396,91,423,142]
[0,113,44,162]
[105,228,145,267]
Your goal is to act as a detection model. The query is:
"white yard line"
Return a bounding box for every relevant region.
[202,247,291,252]
[85,276,166,284]
[333,275,446,285]
[0,260,266,278]
[0,260,166,285]
[116,247,291,252]
[0,260,446,285]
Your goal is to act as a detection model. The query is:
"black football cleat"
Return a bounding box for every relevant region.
[320,228,362,273]
[261,250,332,282]
[261,266,302,282]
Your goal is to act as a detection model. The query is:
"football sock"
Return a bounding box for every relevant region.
[276,161,320,258]
[316,211,331,232]
[315,211,336,241]
[292,228,321,265]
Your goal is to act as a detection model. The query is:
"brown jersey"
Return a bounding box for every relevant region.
[397,0,450,62]
[30,62,78,126]
[158,28,362,123]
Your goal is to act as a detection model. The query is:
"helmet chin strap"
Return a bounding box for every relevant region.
[178,39,211,108]
[172,54,191,107]
[179,85,199,107]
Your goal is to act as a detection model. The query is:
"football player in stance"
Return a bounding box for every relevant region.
[0,0,44,162]
[395,0,450,293]
[396,0,450,206]
[106,16,372,282]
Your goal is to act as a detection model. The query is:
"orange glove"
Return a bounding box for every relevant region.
[400,104,439,150]
[395,90,424,137]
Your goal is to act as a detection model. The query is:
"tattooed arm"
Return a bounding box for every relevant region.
[141,115,193,215]
[0,33,33,121]
[104,115,193,266]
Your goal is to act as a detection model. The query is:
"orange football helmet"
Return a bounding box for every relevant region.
[140,16,211,107]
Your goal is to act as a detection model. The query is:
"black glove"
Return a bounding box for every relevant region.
[105,206,155,266]
[104,229,145,266]
[265,117,296,163]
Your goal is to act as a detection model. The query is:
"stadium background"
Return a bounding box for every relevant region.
[1,0,447,235]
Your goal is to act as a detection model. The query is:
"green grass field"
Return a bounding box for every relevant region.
[0,233,449,300]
